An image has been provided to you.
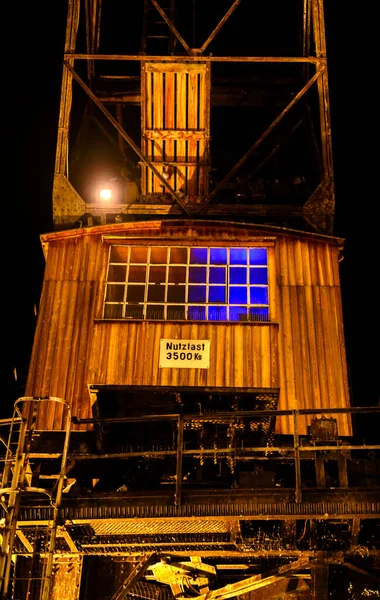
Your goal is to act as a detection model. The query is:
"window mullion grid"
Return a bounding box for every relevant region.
[206,247,210,320]
[164,248,169,320]
[227,247,230,321]
[185,248,190,321]
[144,247,151,319]
[181,249,187,319]
[103,246,112,318]
[249,256,255,318]
[104,244,269,322]
[222,265,227,321]
[246,252,249,319]
[122,246,130,318]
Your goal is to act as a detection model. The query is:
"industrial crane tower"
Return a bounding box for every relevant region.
[1,1,379,599]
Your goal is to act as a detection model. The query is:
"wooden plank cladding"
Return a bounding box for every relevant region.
[26,221,351,436]
[144,130,206,140]
[141,62,210,203]
[88,321,278,389]
[274,236,351,436]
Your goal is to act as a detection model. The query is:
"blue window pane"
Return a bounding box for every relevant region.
[250,287,268,304]
[209,267,225,284]
[190,248,207,264]
[249,267,268,284]
[208,306,227,321]
[188,306,206,320]
[189,267,207,283]
[209,286,226,303]
[230,248,247,264]
[249,307,269,321]
[230,267,247,284]
[210,248,227,264]
[230,287,247,304]
[249,248,267,265]
[230,306,248,321]
[189,286,206,303]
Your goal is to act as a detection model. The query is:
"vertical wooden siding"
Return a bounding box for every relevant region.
[141,62,210,201]
[25,228,350,435]
[87,321,279,390]
[25,235,107,430]
[275,237,351,435]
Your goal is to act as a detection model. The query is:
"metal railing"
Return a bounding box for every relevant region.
[71,405,380,505]
[0,399,379,597]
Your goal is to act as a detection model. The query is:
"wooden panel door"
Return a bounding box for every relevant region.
[141,62,210,204]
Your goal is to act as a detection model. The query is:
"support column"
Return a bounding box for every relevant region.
[311,563,329,600]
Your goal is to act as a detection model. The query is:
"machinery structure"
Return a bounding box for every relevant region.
[1,1,379,599]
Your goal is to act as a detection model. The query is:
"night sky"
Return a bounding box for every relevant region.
[4,1,378,422]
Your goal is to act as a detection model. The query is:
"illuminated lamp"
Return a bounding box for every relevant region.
[94,173,123,203]
[99,187,112,201]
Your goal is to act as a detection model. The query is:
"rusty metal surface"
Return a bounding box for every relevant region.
[49,556,82,600]
[12,496,380,524]
[308,417,338,442]
[65,61,191,216]
[89,520,230,536]
[198,68,324,213]
[40,219,344,245]
[51,0,336,232]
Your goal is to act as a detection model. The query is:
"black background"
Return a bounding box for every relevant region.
[3,2,378,421]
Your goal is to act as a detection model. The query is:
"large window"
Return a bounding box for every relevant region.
[103,246,269,322]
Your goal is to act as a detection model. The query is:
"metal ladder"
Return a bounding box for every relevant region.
[0,397,71,600]
[141,0,177,55]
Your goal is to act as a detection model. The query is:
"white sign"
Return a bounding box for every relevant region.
[159,339,210,368]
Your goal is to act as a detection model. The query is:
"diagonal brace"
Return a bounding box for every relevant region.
[64,61,192,215]
[150,0,192,56]
[197,66,325,213]
[188,558,312,600]
[110,553,158,600]
[199,0,243,54]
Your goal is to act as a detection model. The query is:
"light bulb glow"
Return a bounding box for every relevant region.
[99,188,112,200]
